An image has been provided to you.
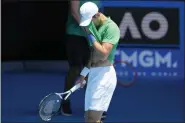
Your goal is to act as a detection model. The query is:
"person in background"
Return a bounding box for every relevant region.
[60,0,107,121]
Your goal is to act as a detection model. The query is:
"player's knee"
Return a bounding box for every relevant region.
[85,111,102,123]
[86,114,97,122]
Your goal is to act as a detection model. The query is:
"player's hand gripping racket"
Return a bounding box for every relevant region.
[114,60,137,87]
[38,80,86,121]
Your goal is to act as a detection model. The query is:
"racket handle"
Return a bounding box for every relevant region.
[64,93,71,100]
[70,80,86,93]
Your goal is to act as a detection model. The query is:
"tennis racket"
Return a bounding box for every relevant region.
[114,60,137,87]
[38,80,86,121]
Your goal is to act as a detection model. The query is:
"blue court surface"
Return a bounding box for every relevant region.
[2,72,184,122]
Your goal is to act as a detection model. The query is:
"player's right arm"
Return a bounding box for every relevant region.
[76,65,91,88]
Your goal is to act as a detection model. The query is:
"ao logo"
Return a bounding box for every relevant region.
[119,12,168,40]
[116,50,178,68]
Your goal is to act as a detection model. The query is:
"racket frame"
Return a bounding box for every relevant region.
[38,80,87,121]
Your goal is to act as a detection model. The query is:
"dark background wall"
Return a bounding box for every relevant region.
[2,0,184,61]
[2,1,69,61]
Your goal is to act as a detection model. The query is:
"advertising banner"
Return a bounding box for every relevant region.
[115,48,184,79]
[102,1,184,48]
[102,1,184,79]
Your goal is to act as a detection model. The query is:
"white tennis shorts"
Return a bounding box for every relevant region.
[85,66,117,111]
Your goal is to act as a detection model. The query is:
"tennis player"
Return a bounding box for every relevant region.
[76,2,120,122]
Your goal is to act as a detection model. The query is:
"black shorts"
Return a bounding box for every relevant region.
[65,35,90,67]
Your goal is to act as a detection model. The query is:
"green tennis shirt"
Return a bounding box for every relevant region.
[66,1,101,37]
[101,18,120,63]
[90,18,120,64]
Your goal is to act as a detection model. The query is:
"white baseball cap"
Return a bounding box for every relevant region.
[79,2,99,26]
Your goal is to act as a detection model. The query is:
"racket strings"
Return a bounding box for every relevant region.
[39,95,62,121]
[39,106,52,121]
[43,100,56,114]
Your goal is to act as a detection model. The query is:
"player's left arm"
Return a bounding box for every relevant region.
[88,25,120,58]
[92,42,113,59]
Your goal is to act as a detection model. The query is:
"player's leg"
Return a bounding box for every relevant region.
[61,35,90,116]
[85,110,103,123]
[61,35,79,116]
[85,66,117,122]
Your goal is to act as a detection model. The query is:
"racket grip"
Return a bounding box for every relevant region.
[70,80,86,93]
